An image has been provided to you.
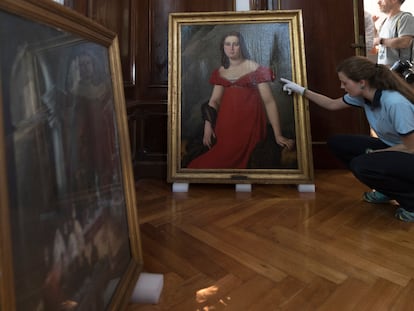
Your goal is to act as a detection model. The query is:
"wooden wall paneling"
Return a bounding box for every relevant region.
[127,103,168,179]
[278,0,369,168]
[132,0,236,179]
[88,0,137,97]
[135,0,236,101]
[121,0,137,93]
[70,0,89,16]
[249,0,268,10]
[148,0,170,97]
[134,0,167,100]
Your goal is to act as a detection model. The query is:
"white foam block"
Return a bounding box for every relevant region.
[298,184,316,193]
[236,0,250,11]
[172,182,189,192]
[130,272,164,304]
[235,184,252,192]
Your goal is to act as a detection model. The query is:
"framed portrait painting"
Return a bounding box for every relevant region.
[168,10,314,185]
[0,0,142,310]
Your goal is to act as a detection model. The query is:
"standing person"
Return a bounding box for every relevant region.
[365,10,376,54]
[374,0,414,66]
[186,31,294,169]
[365,10,378,63]
[280,56,414,222]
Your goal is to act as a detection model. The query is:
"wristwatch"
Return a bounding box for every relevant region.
[379,38,384,45]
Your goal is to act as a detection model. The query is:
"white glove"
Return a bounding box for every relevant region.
[280,78,306,95]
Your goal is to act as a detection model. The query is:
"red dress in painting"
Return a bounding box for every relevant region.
[187,66,274,169]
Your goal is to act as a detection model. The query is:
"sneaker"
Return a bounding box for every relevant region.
[395,207,414,222]
[363,190,391,204]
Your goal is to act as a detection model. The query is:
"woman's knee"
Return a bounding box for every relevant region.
[349,154,380,181]
[327,135,344,151]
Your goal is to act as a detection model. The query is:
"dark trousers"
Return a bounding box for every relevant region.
[327,134,414,211]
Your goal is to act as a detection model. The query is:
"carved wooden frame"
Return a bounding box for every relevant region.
[168,10,314,184]
[0,0,142,310]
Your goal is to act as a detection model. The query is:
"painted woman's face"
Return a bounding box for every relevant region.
[223,35,241,59]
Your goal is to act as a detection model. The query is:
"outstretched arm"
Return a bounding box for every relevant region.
[280,78,350,111]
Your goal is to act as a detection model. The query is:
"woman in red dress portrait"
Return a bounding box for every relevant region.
[186,31,294,169]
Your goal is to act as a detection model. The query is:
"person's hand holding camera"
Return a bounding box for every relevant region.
[280,78,306,95]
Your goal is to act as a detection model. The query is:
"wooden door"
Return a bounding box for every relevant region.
[277,0,370,168]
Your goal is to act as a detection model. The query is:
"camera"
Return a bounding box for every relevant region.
[390,59,414,84]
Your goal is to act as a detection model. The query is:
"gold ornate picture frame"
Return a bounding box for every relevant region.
[168,10,314,184]
[0,0,142,310]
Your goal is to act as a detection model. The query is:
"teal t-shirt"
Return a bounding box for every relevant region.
[343,90,414,146]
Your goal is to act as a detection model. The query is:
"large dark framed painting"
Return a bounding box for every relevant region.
[0,0,142,310]
[168,10,314,184]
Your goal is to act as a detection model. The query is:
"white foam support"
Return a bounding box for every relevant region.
[298,184,316,193]
[130,272,164,304]
[172,182,189,192]
[235,184,252,192]
[236,0,250,11]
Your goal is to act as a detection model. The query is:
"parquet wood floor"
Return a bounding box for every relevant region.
[127,170,414,311]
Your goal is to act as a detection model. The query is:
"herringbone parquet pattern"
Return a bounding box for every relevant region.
[127,170,414,311]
